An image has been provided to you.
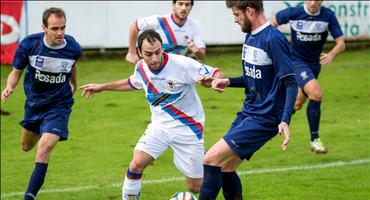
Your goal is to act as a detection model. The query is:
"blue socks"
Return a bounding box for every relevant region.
[222,172,243,200]
[24,162,48,200]
[307,100,321,141]
[199,165,222,200]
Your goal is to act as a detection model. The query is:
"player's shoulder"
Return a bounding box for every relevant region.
[167,53,195,68]
[320,6,336,17]
[20,32,44,46]
[263,25,288,44]
[185,17,201,27]
[65,34,82,52]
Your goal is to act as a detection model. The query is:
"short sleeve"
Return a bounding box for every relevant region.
[275,7,292,25]
[184,57,219,83]
[328,11,343,39]
[128,62,144,89]
[12,38,29,70]
[136,15,160,31]
[267,33,295,78]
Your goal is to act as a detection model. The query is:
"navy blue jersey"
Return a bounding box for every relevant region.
[240,22,295,122]
[276,5,343,64]
[13,32,82,108]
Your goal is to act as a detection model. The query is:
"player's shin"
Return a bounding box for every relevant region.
[122,169,142,200]
[199,165,222,200]
[222,171,243,200]
[24,162,48,200]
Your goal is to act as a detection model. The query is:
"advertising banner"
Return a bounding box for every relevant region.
[1,1,24,64]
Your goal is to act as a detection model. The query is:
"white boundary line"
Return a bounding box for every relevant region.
[1,158,369,198]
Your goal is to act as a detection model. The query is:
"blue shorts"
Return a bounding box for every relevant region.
[223,112,278,160]
[292,61,320,89]
[20,103,73,141]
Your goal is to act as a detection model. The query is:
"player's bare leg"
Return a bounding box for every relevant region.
[200,139,242,200]
[21,128,40,152]
[122,150,154,200]
[24,133,59,200]
[303,79,327,154]
[294,88,307,111]
[185,177,203,194]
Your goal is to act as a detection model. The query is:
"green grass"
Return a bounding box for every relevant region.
[1,49,369,200]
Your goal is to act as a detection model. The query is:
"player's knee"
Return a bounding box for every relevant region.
[203,151,222,166]
[309,90,322,101]
[22,142,34,152]
[129,160,146,173]
[187,180,201,194]
[35,143,54,162]
[294,101,303,111]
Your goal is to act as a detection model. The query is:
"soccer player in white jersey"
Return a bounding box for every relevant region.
[125,0,206,64]
[80,30,223,200]
[1,8,82,200]
[199,1,298,199]
[272,0,345,154]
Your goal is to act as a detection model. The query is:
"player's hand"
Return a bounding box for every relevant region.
[1,86,13,103]
[79,84,103,99]
[125,52,139,64]
[278,122,290,150]
[197,76,214,87]
[320,52,334,65]
[211,78,230,93]
[185,38,199,54]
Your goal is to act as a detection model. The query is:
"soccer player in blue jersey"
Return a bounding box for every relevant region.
[198,1,298,199]
[1,7,82,200]
[271,0,345,154]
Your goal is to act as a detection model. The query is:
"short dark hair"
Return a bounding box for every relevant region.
[137,30,163,52]
[173,0,194,6]
[226,0,264,14]
[42,7,66,27]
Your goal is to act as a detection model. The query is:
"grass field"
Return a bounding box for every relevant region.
[1,49,369,200]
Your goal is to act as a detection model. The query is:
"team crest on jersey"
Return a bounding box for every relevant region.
[35,57,44,68]
[61,61,69,72]
[167,80,175,91]
[253,50,258,62]
[297,21,303,30]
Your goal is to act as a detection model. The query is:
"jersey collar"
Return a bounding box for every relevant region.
[43,36,67,49]
[171,13,186,28]
[251,21,270,35]
[303,4,321,16]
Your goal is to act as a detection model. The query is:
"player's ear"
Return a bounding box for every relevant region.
[136,47,142,58]
[42,24,47,32]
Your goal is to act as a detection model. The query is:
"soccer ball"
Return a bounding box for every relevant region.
[170,192,198,200]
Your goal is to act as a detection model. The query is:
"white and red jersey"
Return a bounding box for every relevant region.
[128,53,219,139]
[135,13,205,56]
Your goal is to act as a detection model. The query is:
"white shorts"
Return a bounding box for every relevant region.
[134,124,204,179]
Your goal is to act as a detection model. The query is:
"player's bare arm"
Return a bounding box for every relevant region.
[79,79,135,99]
[125,22,140,64]
[278,122,290,150]
[70,64,77,94]
[1,68,23,103]
[211,78,230,93]
[197,71,225,87]
[320,36,345,65]
[185,38,206,60]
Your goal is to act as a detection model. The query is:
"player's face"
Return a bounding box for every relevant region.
[139,39,163,71]
[42,14,66,46]
[173,0,192,20]
[306,0,323,14]
[231,6,252,33]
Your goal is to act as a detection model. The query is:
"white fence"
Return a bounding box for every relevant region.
[20,1,370,48]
